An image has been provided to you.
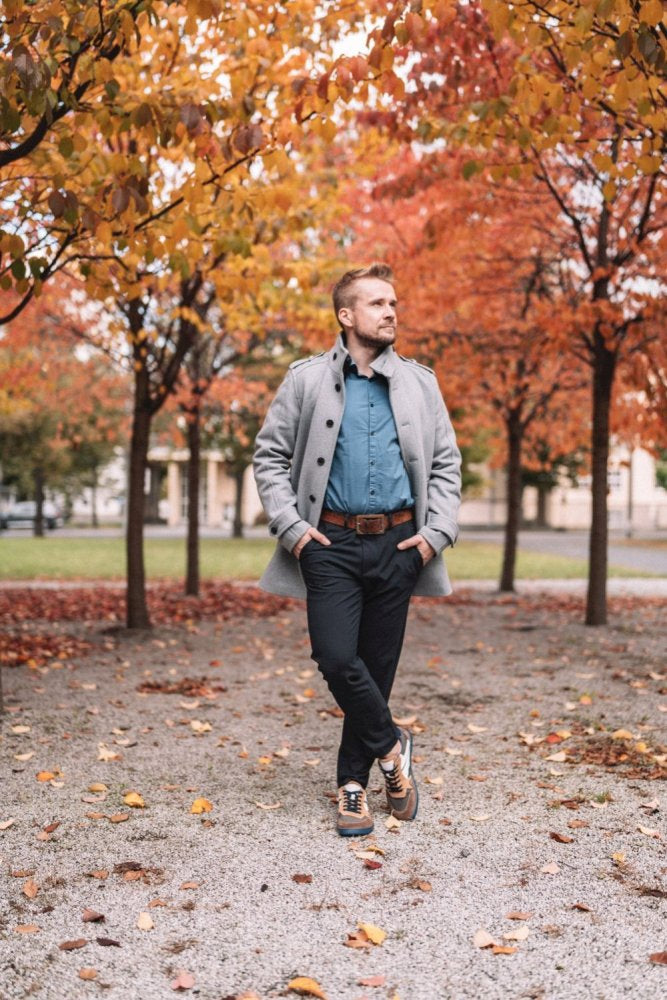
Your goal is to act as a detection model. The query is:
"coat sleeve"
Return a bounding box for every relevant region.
[252,368,311,553]
[418,379,462,555]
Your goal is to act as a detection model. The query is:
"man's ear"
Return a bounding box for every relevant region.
[337,306,353,330]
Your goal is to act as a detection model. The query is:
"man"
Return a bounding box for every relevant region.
[253,263,461,837]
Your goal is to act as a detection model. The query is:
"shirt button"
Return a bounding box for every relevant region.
[333,352,337,359]
[370,403,374,407]
[335,384,341,392]
[270,526,277,535]
[370,490,375,495]
[317,457,325,466]
[309,494,316,503]
[326,419,334,427]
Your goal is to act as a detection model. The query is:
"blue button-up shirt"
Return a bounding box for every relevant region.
[323,357,414,514]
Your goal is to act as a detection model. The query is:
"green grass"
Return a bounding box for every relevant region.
[0,536,656,581]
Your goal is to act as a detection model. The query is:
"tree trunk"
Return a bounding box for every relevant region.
[185,413,201,597]
[126,367,151,629]
[232,466,245,538]
[536,484,549,528]
[33,467,44,537]
[585,339,616,626]
[500,413,523,592]
[91,464,99,528]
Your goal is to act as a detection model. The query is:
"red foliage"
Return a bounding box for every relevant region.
[0,583,294,626]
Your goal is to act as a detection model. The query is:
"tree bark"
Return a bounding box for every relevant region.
[185,412,201,597]
[536,484,549,528]
[126,366,151,629]
[91,464,99,528]
[585,338,616,626]
[33,467,45,537]
[232,466,245,538]
[500,412,523,592]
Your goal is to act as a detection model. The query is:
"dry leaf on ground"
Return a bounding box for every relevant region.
[287,976,327,999]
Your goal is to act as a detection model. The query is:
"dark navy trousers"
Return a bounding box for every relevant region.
[298,516,423,787]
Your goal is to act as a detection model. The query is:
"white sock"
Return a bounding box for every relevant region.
[343,781,363,791]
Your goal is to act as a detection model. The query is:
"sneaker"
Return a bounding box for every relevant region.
[378,727,419,821]
[336,782,374,837]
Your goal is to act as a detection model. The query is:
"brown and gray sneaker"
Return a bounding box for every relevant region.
[336,782,374,837]
[379,728,419,821]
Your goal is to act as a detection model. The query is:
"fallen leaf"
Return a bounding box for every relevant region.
[354,846,385,859]
[637,825,662,839]
[123,791,145,808]
[359,974,386,987]
[612,729,634,740]
[469,814,490,822]
[78,969,97,980]
[292,874,313,884]
[505,911,532,920]
[171,969,195,991]
[545,750,568,762]
[190,798,213,814]
[358,923,386,945]
[97,743,121,762]
[15,924,40,933]
[572,902,592,912]
[87,870,108,880]
[649,952,667,965]
[11,724,31,733]
[14,752,34,761]
[95,937,120,947]
[36,771,56,782]
[550,832,574,844]
[492,945,518,955]
[190,720,211,734]
[287,976,327,998]
[88,783,108,793]
[137,911,154,930]
[363,859,383,870]
[59,939,87,950]
[22,878,38,899]
[541,862,560,875]
[0,818,16,830]
[82,908,104,923]
[109,813,130,823]
[473,928,496,949]
[385,815,401,830]
[467,724,488,733]
[254,801,282,810]
[503,925,530,941]
[180,881,200,890]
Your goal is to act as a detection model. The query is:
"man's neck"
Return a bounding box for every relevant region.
[342,332,389,377]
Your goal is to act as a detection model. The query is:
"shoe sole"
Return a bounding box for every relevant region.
[337,824,374,837]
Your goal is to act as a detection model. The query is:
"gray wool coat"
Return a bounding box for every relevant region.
[252,334,462,599]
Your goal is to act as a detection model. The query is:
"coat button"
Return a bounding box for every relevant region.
[309,494,316,503]
[317,457,325,466]
[335,383,341,392]
[326,419,334,427]
[270,526,277,535]
[333,352,337,360]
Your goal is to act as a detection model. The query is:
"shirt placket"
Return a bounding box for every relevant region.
[368,379,377,511]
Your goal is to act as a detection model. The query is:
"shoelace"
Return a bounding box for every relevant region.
[343,788,364,814]
[383,764,405,796]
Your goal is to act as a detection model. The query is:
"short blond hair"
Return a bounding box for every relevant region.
[332,263,394,322]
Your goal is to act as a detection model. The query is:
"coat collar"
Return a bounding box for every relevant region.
[328,332,398,379]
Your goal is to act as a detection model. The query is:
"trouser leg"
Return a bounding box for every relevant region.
[300,523,400,785]
[336,522,421,787]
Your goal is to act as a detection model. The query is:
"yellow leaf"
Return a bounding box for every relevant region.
[36,771,56,782]
[123,791,145,808]
[190,798,213,814]
[611,729,633,740]
[287,976,327,999]
[473,928,496,948]
[88,783,108,793]
[136,911,154,930]
[358,922,386,945]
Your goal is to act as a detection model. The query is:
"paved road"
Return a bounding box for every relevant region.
[469,528,667,576]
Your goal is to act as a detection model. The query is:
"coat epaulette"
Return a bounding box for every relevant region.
[289,352,326,370]
[398,354,435,375]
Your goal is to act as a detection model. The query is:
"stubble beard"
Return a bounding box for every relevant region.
[352,324,396,350]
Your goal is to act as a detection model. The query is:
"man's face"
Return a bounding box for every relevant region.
[338,278,397,348]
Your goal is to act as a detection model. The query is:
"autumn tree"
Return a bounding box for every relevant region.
[341,1,667,623]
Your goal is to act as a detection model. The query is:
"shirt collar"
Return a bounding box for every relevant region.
[329,332,397,378]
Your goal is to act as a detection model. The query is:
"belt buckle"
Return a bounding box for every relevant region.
[355,514,386,535]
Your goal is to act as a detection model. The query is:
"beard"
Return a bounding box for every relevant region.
[352,324,396,348]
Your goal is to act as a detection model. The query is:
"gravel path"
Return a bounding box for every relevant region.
[1,589,666,1000]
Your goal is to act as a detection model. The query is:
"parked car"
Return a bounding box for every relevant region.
[0,501,63,530]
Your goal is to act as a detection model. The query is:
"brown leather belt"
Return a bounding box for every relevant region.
[320,507,414,535]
